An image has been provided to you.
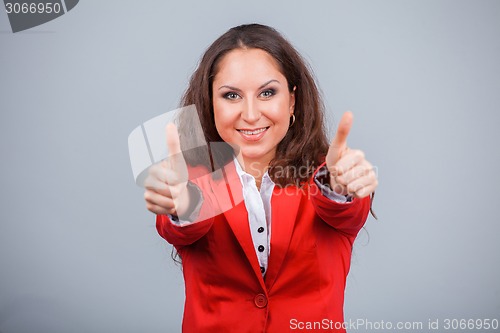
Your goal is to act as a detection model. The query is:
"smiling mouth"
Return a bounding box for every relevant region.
[237,127,270,135]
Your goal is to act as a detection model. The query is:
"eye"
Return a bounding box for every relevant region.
[223,92,241,100]
[259,89,275,98]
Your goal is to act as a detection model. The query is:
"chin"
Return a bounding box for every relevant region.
[240,147,273,161]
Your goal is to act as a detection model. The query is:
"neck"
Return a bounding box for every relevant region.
[236,153,272,185]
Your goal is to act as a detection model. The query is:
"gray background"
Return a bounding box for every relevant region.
[1,0,499,332]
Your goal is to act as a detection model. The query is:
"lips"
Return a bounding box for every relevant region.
[236,126,270,141]
[237,127,268,135]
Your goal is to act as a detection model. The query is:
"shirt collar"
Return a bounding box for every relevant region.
[233,155,274,188]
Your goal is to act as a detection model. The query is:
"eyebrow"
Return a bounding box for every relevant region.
[218,79,280,91]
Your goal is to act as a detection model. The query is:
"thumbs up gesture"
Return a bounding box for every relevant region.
[144,123,191,217]
[325,112,378,198]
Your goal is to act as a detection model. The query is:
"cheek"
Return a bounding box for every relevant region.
[213,102,236,137]
[268,99,292,127]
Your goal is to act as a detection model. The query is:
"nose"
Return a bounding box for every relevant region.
[241,98,261,124]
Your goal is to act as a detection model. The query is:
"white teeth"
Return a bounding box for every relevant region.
[239,127,267,135]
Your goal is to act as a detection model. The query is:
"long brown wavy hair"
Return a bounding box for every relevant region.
[178,24,329,187]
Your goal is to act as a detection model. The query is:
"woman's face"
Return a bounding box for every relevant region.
[212,48,295,169]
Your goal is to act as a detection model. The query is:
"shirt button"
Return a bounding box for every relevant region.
[257,227,264,233]
[254,294,268,308]
[260,266,265,274]
[258,245,265,252]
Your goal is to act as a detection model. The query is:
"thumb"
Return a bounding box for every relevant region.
[326,111,353,168]
[166,123,182,157]
[165,123,187,181]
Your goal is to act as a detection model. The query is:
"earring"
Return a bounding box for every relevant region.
[289,114,296,128]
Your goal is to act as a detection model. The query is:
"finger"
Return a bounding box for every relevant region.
[353,182,378,199]
[329,181,348,196]
[145,156,186,194]
[144,178,170,192]
[151,185,173,198]
[165,123,188,184]
[166,123,181,155]
[166,123,185,166]
[144,169,175,193]
[336,161,374,185]
[346,174,378,196]
[326,111,353,167]
[145,161,169,184]
[332,111,353,149]
[146,201,176,216]
[333,149,365,175]
[144,189,175,209]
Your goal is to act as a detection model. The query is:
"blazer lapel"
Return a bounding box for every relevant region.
[211,161,267,290]
[264,186,302,291]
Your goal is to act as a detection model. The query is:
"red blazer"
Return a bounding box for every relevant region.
[156,161,370,333]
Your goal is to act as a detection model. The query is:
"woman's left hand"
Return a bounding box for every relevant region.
[325,112,378,199]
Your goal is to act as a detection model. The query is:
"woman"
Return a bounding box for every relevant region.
[144,24,378,332]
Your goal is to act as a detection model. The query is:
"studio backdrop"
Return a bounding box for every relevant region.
[1,0,499,332]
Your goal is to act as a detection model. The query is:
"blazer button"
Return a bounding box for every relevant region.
[254,294,268,308]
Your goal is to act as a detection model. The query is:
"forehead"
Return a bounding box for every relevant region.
[214,48,285,84]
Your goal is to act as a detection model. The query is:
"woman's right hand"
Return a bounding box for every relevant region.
[143,123,190,217]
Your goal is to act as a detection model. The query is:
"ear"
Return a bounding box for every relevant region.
[289,86,296,114]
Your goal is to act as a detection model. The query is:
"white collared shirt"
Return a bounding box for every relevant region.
[233,158,274,276]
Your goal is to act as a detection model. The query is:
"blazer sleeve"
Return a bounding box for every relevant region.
[156,213,214,248]
[309,162,371,240]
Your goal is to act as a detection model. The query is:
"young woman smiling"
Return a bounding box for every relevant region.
[144,24,378,333]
